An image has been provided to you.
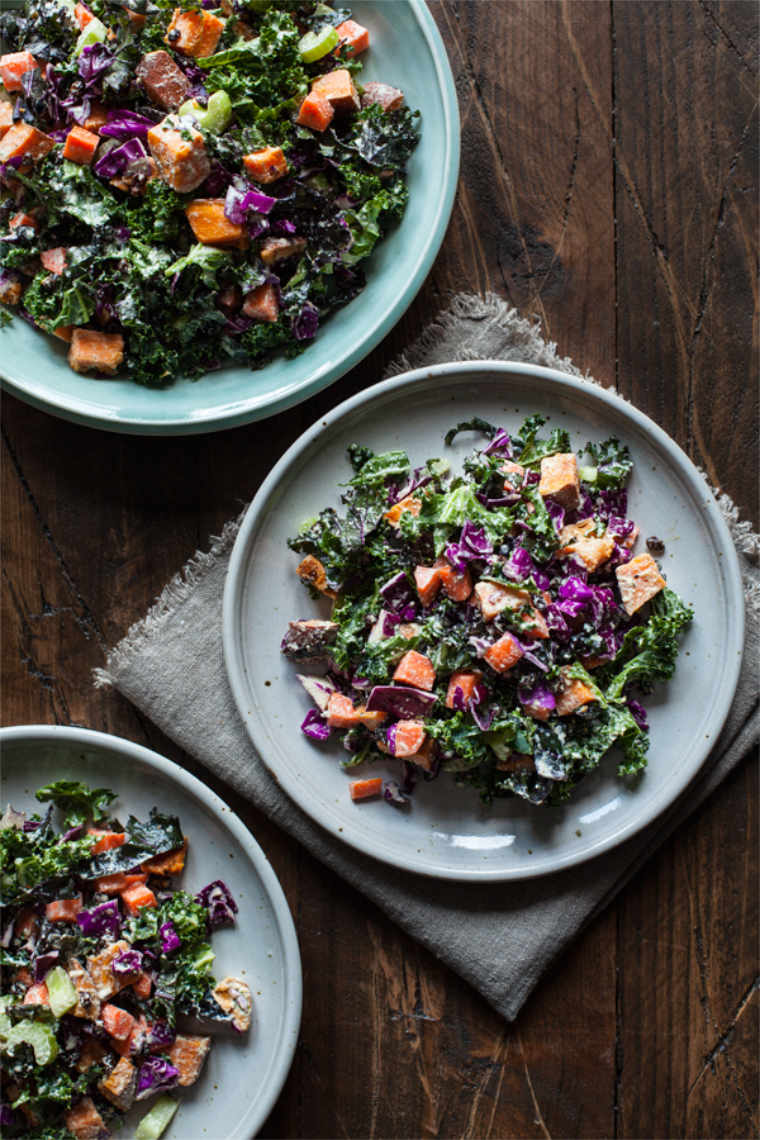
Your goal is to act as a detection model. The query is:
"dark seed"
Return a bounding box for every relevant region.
[167,28,180,42]
[646,535,665,555]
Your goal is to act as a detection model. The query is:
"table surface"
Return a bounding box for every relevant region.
[2,2,758,1137]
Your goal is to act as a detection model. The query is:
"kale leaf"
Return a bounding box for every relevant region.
[35,780,117,827]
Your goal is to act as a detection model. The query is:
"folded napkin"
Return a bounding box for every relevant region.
[95,294,759,1021]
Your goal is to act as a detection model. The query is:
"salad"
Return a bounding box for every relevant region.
[0,779,251,1139]
[0,0,419,385]
[281,416,694,807]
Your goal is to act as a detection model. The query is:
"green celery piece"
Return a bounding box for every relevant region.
[74,17,107,55]
[178,98,202,119]
[298,25,339,63]
[199,90,232,133]
[0,995,11,1042]
[136,1095,179,1140]
[5,1021,59,1065]
[579,465,598,484]
[46,965,78,1018]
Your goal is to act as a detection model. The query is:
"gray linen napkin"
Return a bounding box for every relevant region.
[95,294,759,1021]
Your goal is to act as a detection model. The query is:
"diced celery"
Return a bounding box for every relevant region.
[5,1021,59,1065]
[135,1095,179,1140]
[45,965,78,1018]
[298,25,339,63]
[192,945,215,973]
[178,98,203,119]
[579,465,598,484]
[199,90,232,133]
[74,17,108,56]
[0,996,11,1043]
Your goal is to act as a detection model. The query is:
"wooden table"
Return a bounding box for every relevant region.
[2,2,757,1136]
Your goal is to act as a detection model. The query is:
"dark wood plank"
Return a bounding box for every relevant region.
[1,2,757,1138]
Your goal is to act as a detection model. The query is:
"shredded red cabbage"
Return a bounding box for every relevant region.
[76,900,120,937]
[136,1057,180,1099]
[301,708,331,740]
[196,880,239,929]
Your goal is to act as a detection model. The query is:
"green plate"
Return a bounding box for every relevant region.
[0,0,459,434]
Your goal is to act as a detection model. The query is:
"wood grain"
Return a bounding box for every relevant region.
[1,2,757,1137]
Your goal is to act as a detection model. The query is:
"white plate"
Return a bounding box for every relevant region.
[223,362,744,881]
[0,725,302,1139]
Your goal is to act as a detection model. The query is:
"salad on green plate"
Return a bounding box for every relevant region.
[0,0,419,385]
[282,416,694,808]
[0,779,250,1139]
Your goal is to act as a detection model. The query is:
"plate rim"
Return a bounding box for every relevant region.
[222,359,745,881]
[0,0,460,436]
[0,723,303,1139]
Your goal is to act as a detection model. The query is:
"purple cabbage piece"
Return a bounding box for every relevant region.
[159,920,181,954]
[148,1020,176,1050]
[385,723,398,755]
[293,302,319,342]
[544,498,565,532]
[23,819,42,832]
[93,138,147,180]
[76,900,120,938]
[203,159,235,196]
[272,218,297,235]
[62,824,83,840]
[100,110,156,140]
[136,1056,180,1099]
[196,880,239,929]
[558,577,594,605]
[544,603,571,642]
[380,611,401,637]
[482,429,512,456]
[607,515,635,542]
[224,182,276,224]
[383,780,409,807]
[626,695,649,730]
[33,950,59,982]
[78,43,113,86]
[596,488,628,520]
[379,571,413,612]
[301,709,331,741]
[502,545,549,590]
[67,96,92,127]
[470,700,494,731]
[445,521,493,571]
[113,948,143,976]
[366,684,437,720]
[518,684,556,715]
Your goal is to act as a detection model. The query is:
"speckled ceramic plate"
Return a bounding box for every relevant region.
[0,0,459,434]
[0,725,302,1139]
[222,361,744,881]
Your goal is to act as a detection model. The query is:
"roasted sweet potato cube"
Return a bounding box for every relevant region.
[68,329,124,376]
[136,50,191,110]
[361,81,404,111]
[0,51,39,93]
[0,275,22,305]
[98,1056,137,1111]
[538,452,581,510]
[167,1034,211,1087]
[555,670,598,716]
[147,115,210,193]
[296,554,337,597]
[393,650,436,691]
[615,553,665,615]
[383,495,421,527]
[484,632,524,673]
[68,959,101,1020]
[141,837,188,875]
[62,125,99,165]
[0,102,13,138]
[335,18,369,56]
[259,236,306,265]
[65,1097,108,1140]
[165,8,225,57]
[311,69,359,113]
[185,198,248,248]
[243,145,288,184]
[296,89,334,132]
[0,122,54,164]
[242,281,279,322]
[87,940,133,999]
